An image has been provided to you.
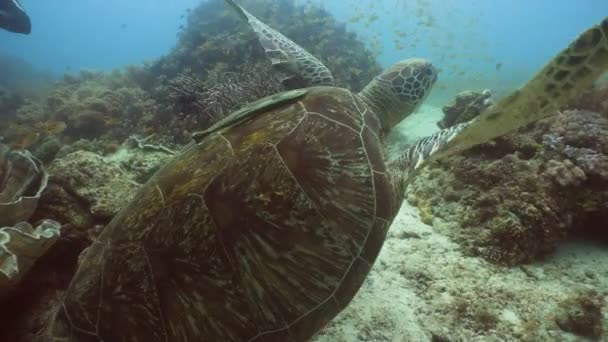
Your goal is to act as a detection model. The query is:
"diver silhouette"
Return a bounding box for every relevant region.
[0,0,31,34]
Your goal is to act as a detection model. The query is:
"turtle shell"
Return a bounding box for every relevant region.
[50,87,401,341]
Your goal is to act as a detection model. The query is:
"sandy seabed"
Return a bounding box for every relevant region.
[313,105,608,342]
[314,202,608,342]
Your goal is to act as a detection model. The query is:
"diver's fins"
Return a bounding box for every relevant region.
[0,0,31,34]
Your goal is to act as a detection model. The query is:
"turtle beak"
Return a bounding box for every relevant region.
[421,61,438,84]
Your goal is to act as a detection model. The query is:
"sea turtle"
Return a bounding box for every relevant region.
[48,1,608,340]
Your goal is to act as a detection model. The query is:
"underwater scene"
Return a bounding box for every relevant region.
[0,0,608,341]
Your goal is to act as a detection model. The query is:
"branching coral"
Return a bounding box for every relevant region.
[544,159,587,187]
[168,69,283,123]
[167,74,209,115]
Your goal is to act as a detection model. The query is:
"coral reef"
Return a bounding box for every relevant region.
[408,91,608,264]
[29,141,170,238]
[0,85,25,122]
[109,137,175,183]
[131,0,381,143]
[164,68,284,142]
[0,70,164,157]
[0,144,49,226]
[0,144,60,316]
[1,0,381,150]
[148,0,381,92]
[5,70,162,145]
[37,150,141,225]
[0,1,385,339]
[0,147,155,341]
[0,220,60,299]
[0,53,54,100]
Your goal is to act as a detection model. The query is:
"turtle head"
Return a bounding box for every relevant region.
[358,58,437,135]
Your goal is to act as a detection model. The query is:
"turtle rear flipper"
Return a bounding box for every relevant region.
[406,16,608,171]
[224,0,335,88]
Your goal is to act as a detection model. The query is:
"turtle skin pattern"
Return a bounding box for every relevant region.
[49,87,401,342]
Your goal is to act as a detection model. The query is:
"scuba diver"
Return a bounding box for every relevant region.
[0,0,31,34]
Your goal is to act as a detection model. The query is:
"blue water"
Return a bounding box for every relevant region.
[1,0,607,99]
[319,0,608,101]
[1,0,200,74]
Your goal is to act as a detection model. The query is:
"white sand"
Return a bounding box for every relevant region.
[384,104,443,160]
[313,203,608,341]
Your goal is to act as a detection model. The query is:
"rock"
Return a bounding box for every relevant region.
[34,184,96,230]
[555,291,604,339]
[47,150,140,221]
[437,90,493,129]
[108,140,175,183]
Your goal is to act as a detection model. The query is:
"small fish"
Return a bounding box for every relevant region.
[495,62,503,70]
[185,8,191,12]
[394,30,407,38]
[120,23,128,30]
[348,15,362,24]
[11,132,40,150]
[103,116,120,127]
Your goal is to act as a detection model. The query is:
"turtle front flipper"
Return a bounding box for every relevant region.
[399,122,469,172]
[387,123,468,192]
[426,16,608,162]
[224,0,335,88]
